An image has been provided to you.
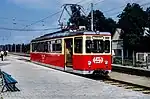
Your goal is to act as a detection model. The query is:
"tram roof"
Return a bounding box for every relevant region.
[31,30,111,42]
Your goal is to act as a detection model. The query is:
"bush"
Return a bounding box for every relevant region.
[135,61,143,67]
[123,59,133,66]
[113,57,134,66]
[113,57,122,64]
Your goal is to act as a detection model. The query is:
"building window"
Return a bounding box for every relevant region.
[74,37,82,53]
[114,49,122,56]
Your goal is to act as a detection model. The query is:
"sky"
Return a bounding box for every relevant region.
[0,0,150,44]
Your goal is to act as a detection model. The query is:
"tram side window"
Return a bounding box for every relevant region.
[52,44,62,52]
[35,43,39,52]
[85,40,104,53]
[52,44,56,52]
[93,40,104,53]
[32,43,38,52]
[36,42,46,52]
[42,42,45,52]
[32,42,48,52]
[104,40,110,53]
[55,44,62,52]
[32,43,34,52]
[38,42,44,52]
[48,41,51,52]
[44,42,48,52]
[86,40,93,53]
[74,37,82,53]
[52,40,62,53]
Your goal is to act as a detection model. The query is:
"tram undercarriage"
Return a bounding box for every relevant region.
[92,69,111,76]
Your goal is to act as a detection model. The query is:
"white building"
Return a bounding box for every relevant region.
[112,28,123,57]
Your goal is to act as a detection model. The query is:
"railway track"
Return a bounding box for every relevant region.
[12,53,150,95]
[104,79,150,94]
[88,75,150,95]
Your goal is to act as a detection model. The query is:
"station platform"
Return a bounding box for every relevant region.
[109,71,150,88]
[0,55,150,99]
[112,64,150,77]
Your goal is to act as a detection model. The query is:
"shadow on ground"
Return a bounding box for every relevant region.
[0,62,11,67]
[17,58,31,62]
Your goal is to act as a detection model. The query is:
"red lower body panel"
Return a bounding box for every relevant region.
[30,53,64,68]
[73,55,111,71]
[30,53,111,73]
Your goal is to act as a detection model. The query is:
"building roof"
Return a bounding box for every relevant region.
[144,27,150,36]
[112,28,122,41]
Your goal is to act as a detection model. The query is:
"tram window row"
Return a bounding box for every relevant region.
[32,39,62,53]
[31,37,110,54]
[86,40,110,53]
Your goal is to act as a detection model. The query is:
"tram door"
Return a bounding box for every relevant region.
[64,38,73,68]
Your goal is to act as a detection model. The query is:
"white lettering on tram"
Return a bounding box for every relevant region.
[93,57,103,64]
[41,55,45,60]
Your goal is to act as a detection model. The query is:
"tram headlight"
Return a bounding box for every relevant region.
[88,61,92,66]
[104,60,108,65]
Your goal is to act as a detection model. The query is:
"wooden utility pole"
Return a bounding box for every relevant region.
[91,3,94,31]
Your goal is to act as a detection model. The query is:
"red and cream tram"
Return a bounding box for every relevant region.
[30,29,112,75]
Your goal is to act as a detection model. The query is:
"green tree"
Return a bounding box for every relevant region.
[87,10,117,35]
[138,7,150,52]
[146,7,150,34]
[68,6,117,35]
[87,10,106,31]
[105,18,117,36]
[68,5,88,28]
[118,3,147,52]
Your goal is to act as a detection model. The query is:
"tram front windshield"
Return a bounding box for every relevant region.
[86,39,110,53]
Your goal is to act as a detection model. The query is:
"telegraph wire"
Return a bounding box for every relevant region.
[0,1,87,30]
[0,17,34,22]
[0,27,61,31]
[22,0,89,29]
[94,0,106,5]
[76,0,86,4]
[91,0,149,19]
[141,2,150,6]
[0,0,89,33]
[24,11,62,28]
[98,0,142,14]
[1,0,150,31]
[108,1,150,17]
[1,0,91,31]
